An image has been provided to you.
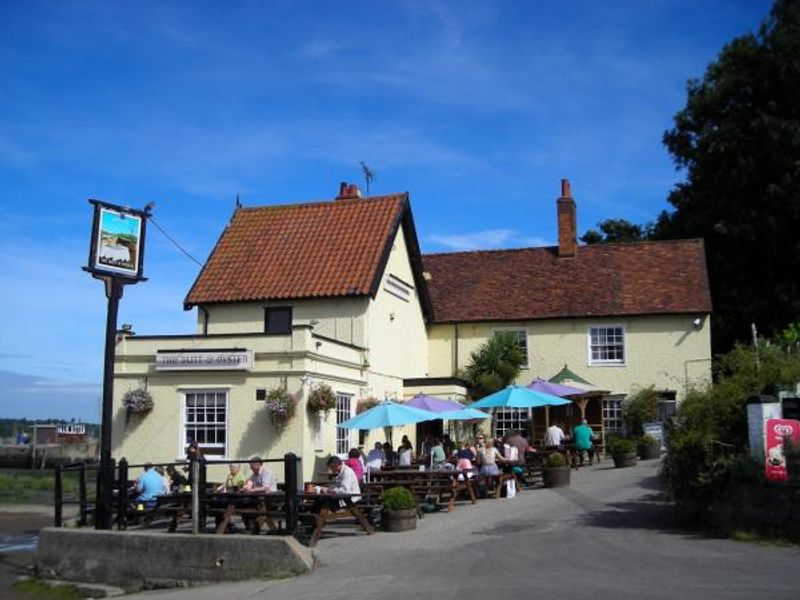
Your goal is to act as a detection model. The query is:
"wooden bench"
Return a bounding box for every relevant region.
[369,470,475,511]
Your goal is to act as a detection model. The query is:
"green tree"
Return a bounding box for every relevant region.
[462,331,526,398]
[657,0,800,353]
[580,218,647,245]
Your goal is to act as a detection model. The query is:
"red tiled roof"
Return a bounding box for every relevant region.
[185,194,411,307]
[422,240,712,323]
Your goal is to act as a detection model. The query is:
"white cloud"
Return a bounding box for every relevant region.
[429,229,552,251]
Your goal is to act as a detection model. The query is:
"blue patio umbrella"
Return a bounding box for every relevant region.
[468,385,571,409]
[336,401,438,430]
[437,407,491,421]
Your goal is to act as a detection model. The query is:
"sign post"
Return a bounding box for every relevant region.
[84,199,150,529]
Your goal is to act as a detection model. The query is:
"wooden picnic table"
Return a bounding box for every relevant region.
[368,469,477,509]
[205,490,374,546]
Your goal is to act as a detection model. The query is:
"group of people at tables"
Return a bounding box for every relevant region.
[132,420,599,509]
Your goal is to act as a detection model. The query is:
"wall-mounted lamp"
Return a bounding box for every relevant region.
[315,341,323,349]
[692,317,704,330]
[121,323,133,332]
[389,312,395,322]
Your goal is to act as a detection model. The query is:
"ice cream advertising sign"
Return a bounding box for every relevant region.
[764,418,800,482]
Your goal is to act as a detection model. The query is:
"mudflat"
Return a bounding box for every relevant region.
[0,507,55,600]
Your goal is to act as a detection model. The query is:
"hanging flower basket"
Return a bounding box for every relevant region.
[307,383,336,414]
[265,388,296,427]
[356,396,380,414]
[122,388,154,414]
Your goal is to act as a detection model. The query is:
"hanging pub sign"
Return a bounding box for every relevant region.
[84,199,149,281]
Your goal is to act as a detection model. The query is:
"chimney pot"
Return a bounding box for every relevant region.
[561,178,571,198]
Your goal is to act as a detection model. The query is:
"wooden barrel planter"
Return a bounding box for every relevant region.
[383,508,417,532]
[612,452,637,468]
[542,466,571,488]
[638,444,660,460]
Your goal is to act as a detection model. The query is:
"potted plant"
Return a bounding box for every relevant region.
[381,486,417,532]
[542,452,571,488]
[121,388,154,415]
[637,434,660,460]
[265,388,296,426]
[307,383,336,414]
[607,435,638,468]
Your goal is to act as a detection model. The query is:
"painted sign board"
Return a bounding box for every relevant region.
[155,349,254,371]
[764,418,800,482]
[85,199,148,281]
[642,421,665,450]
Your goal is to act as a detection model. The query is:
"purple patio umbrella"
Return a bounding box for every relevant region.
[527,377,586,397]
[405,394,464,413]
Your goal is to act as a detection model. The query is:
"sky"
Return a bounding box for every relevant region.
[0,0,771,422]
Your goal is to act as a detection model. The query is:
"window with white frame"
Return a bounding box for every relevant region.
[603,395,625,435]
[335,392,353,455]
[588,325,625,365]
[494,408,530,439]
[183,390,228,456]
[493,329,529,367]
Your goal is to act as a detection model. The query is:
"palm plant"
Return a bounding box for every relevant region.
[462,331,526,398]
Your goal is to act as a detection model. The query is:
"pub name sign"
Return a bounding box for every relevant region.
[156,349,254,371]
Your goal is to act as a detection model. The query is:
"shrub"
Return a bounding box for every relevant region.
[545,452,566,468]
[607,435,637,455]
[639,434,659,448]
[382,486,415,511]
[307,383,336,413]
[121,388,154,414]
[622,386,659,436]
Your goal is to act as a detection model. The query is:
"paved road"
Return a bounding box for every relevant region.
[126,460,799,600]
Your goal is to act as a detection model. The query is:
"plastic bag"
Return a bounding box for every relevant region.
[506,479,516,499]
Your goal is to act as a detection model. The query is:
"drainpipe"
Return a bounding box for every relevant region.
[454,323,460,376]
[199,306,209,335]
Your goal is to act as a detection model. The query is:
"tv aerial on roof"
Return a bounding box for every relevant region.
[360,161,374,197]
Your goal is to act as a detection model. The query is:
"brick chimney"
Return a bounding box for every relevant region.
[336,182,363,200]
[557,178,577,258]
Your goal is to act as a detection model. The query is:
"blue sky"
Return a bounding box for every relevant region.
[0,0,770,422]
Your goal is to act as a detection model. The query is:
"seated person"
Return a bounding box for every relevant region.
[478,440,505,476]
[366,442,385,472]
[135,463,164,507]
[244,457,278,493]
[216,463,246,492]
[382,442,397,468]
[397,439,415,467]
[325,455,361,502]
[344,448,365,481]
[571,419,596,466]
[429,437,448,469]
[544,422,566,448]
[165,465,188,493]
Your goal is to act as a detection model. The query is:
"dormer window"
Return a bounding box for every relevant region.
[264,307,292,334]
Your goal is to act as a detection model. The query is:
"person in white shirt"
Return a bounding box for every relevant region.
[366,442,385,472]
[544,422,566,447]
[326,456,361,502]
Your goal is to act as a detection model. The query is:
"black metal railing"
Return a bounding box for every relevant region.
[57,453,302,536]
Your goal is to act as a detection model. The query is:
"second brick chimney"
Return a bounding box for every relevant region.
[557,178,577,258]
[336,182,363,200]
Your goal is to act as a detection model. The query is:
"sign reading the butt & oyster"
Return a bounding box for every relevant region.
[156,349,254,371]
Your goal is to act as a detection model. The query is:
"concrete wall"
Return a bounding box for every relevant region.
[427,314,712,401]
[36,528,314,591]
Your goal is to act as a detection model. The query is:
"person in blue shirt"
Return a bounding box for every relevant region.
[571,420,596,467]
[136,463,164,506]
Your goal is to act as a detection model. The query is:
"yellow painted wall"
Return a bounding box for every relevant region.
[200,297,368,347]
[427,314,712,401]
